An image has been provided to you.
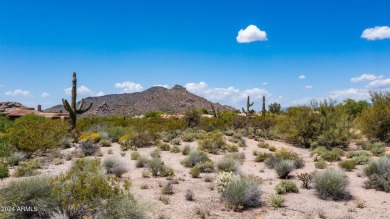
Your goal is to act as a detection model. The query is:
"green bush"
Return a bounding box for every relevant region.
[80,141,100,156]
[181,150,210,167]
[220,175,261,211]
[101,194,145,219]
[255,152,271,162]
[347,150,371,165]
[0,175,57,218]
[158,142,171,151]
[315,159,327,169]
[275,147,305,169]
[148,158,173,177]
[161,182,174,195]
[170,145,181,153]
[103,157,128,178]
[275,180,299,194]
[184,109,201,128]
[195,161,215,173]
[339,160,356,171]
[0,143,11,158]
[198,131,226,154]
[370,143,386,156]
[13,157,43,177]
[150,148,161,158]
[275,160,295,178]
[182,145,191,155]
[312,147,343,162]
[135,156,149,168]
[264,155,282,169]
[50,158,135,218]
[216,157,240,173]
[257,142,269,149]
[364,156,390,192]
[106,126,126,142]
[0,115,12,132]
[170,138,181,145]
[0,163,8,179]
[99,139,112,147]
[6,115,68,155]
[313,168,350,200]
[189,166,201,178]
[9,151,25,166]
[268,194,284,208]
[181,131,196,142]
[131,151,140,160]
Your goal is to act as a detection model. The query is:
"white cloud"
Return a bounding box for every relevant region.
[185,82,270,108]
[366,78,390,89]
[327,88,370,101]
[115,81,143,93]
[262,82,268,86]
[351,74,383,83]
[236,25,268,43]
[304,85,313,89]
[299,75,306,79]
[41,92,50,98]
[153,84,169,88]
[361,26,390,40]
[5,89,31,97]
[95,91,105,97]
[65,85,94,97]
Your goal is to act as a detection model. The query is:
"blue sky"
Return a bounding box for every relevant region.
[1,0,390,110]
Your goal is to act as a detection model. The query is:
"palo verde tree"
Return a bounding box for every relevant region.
[62,72,92,139]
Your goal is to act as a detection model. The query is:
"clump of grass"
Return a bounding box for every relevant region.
[140,184,149,189]
[181,150,210,168]
[204,175,213,182]
[13,158,43,177]
[142,169,151,178]
[158,142,171,151]
[275,160,295,179]
[370,143,385,156]
[198,131,226,154]
[315,159,327,169]
[347,150,371,165]
[80,141,101,156]
[136,156,149,168]
[312,147,343,162]
[170,145,181,153]
[216,156,240,174]
[182,145,191,155]
[0,163,9,179]
[189,166,201,178]
[103,157,128,177]
[313,168,350,200]
[150,148,161,158]
[255,152,271,162]
[275,180,299,194]
[99,139,112,147]
[131,151,140,160]
[161,181,174,195]
[339,160,357,171]
[257,142,269,149]
[268,194,284,208]
[171,138,181,145]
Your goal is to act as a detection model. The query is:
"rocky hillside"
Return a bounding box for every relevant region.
[44,85,236,117]
[0,102,31,112]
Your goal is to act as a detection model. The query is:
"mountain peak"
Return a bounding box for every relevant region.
[172,84,186,90]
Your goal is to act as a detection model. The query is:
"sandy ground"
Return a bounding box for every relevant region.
[1,138,389,219]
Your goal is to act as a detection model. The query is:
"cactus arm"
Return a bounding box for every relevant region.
[76,98,84,111]
[76,102,92,114]
[62,99,73,113]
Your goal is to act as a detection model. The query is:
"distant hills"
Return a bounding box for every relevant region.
[44,85,236,117]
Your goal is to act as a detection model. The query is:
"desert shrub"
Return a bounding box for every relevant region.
[185,109,201,128]
[0,115,12,132]
[275,160,295,178]
[160,166,175,177]
[198,131,226,154]
[158,142,171,151]
[99,139,112,147]
[142,169,151,178]
[313,168,350,200]
[50,158,134,218]
[216,157,240,173]
[103,157,128,178]
[195,161,215,173]
[5,114,68,155]
[100,194,145,219]
[231,116,248,130]
[370,143,386,156]
[225,144,239,152]
[255,152,271,162]
[79,132,101,143]
[60,137,73,148]
[339,160,356,171]
[275,147,305,168]
[0,175,57,218]
[275,180,299,194]
[150,148,161,158]
[219,175,261,211]
[268,194,284,208]
[216,171,240,193]
[9,151,25,166]
[364,156,390,192]
[347,150,371,165]
[312,146,343,162]
[0,163,8,179]
[131,151,140,160]
[0,143,12,158]
[224,129,235,136]
[181,150,211,167]
[170,138,181,145]
[182,145,191,155]
[257,142,270,149]
[181,131,196,142]
[135,156,149,168]
[148,158,173,177]
[357,91,390,142]
[13,157,43,177]
[170,145,181,153]
[264,155,282,169]
[315,159,327,169]
[131,130,158,149]
[185,189,194,201]
[80,141,100,156]
[161,181,174,195]
[297,173,313,189]
[106,126,126,142]
[190,166,201,178]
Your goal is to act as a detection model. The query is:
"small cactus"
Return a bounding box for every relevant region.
[242,96,255,116]
[62,72,92,139]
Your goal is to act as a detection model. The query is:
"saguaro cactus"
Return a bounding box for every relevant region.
[62,72,92,136]
[262,96,266,117]
[242,96,255,116]
[210,103,223,118]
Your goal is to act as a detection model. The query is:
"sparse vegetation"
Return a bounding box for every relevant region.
[313,168,350,200]
[268,194,284,208]
[275,180,299,194]
[364,156,390,192]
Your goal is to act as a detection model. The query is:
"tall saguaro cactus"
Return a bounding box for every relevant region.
[210,103,223,119]
[242,96,255,116]
[62,72,92,137]
[262,96,266,117]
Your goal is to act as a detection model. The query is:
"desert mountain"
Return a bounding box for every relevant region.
[44,85,236,117]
